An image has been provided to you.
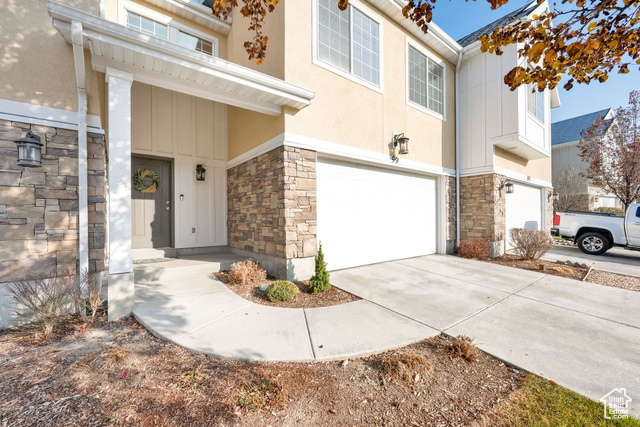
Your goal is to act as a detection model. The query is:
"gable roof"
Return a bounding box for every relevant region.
[551,108,614,146]
[457,1,539,47]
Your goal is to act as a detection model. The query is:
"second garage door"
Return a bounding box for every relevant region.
[505,182,543,250]
[316,158,437,271]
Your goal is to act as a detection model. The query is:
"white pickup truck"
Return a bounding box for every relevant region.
[552,203,640,255]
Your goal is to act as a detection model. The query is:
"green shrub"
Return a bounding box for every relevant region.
[265,280,298,302]
[308,243,331,293]
[595,206,625,216]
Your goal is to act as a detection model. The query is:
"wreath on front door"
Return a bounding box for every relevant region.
[133,169,161,194]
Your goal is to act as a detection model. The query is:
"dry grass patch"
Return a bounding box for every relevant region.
[447,335,479,363]
[233,378,288,412]
[380,351,433,384]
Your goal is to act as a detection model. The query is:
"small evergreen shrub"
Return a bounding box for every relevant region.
[265,280,298,302]
[308,243,331,293]
[509,228,553,260]
[228,259,267,286]
[594,207,625,216]
[457,239,491,259]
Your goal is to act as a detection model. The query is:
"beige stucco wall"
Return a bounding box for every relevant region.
[281,0,456,170]
[0,0,103,117]
[494,147,552,182]
[225,2,285,79]
[227,106,284,161]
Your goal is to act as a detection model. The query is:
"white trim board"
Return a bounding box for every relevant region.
[0,99,104,134]
[226,132,456,177]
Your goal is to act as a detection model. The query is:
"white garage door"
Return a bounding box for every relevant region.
[505,182,543,250]
[316,158,437,271]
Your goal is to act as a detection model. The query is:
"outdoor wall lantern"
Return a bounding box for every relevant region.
[15,131,43,167]
[390,132,410,163]
[196,164,206,181]
[553,192,560,202]
[499,179,515,194]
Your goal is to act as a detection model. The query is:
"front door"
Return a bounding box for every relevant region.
[132,156,172,249]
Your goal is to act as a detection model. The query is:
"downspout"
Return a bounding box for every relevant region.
[71,20,89,284]
[455,51,464,245]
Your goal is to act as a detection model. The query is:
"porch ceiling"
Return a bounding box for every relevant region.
[47,1,315,116]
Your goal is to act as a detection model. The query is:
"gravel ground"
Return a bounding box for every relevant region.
[585,269,640,292]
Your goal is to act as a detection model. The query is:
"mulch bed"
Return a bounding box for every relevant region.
[214,271,360,308]
[0,315,524,426]
[469,254,588,281]
[462,253,640,293]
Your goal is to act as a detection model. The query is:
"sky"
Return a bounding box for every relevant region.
[430,0,639,122]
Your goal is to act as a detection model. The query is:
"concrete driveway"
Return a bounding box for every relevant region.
[331,255,640,416]
[543,245,640,278]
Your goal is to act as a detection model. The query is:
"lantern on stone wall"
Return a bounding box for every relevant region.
[15,131,43,168]
[15,131,43,167]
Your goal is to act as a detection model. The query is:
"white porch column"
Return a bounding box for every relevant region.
[106,67,134,321]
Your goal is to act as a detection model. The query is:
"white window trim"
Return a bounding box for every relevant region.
[311,0,384,94]
[119,1,219,57]
[527,88,546,126]
[405,38,446,122]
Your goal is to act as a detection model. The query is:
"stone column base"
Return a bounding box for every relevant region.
[108,272,135,321]
[229,248,315,281]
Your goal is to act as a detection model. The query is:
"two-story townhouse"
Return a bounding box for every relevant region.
[551,109,621,211]
[0,0,555,322]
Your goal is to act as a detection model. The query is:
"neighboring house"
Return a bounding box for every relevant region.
[551,109,621,210]
[0,0,556,323]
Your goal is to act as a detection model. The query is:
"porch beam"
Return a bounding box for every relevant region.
[106,67,135,321]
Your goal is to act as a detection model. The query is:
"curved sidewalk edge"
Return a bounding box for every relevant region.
[133,276,438,362]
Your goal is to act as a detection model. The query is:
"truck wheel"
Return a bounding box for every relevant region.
[578,232,610,255]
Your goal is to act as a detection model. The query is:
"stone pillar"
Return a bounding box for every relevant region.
[106,68,134,321]
[227,146,317,281]
[459,174,506,257]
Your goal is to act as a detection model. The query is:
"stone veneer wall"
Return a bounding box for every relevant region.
[445,176,457,252]
[546,188,555,232]
[227,146,317,264]
[459,173,506,256]
[0,119,107,282]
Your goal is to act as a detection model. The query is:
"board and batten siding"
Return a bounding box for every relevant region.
[131,82,228,249]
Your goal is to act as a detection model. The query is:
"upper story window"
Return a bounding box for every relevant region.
[528,86,545,123]
[316,0,381,88]
[127,11,168,40]
[407,44,445,117]
[178,30,214,55]
[124,8,218,57]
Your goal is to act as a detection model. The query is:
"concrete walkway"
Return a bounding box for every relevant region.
[133,254,437,362]
[134,253,640,415]
[543,245,640,278]
[332,256,640,416]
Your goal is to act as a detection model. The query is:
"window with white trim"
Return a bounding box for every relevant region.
[408,46,444,115]
[317,0,380,86]
[178,30,214,56]
[127,11,168,40]
[528,85,545,123]
[125,10,217,57]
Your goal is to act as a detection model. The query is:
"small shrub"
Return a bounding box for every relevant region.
[447,335,479,363]
[265,280,298,302]
[595,207,625,216]
[457,239,491,258]
[71,269,104,321]
[235,379,287,411]
[308,243,331,293]
[509,228,553,260]
[228,259,267,286]
[5,271,76,337]
[380,351,433,383]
